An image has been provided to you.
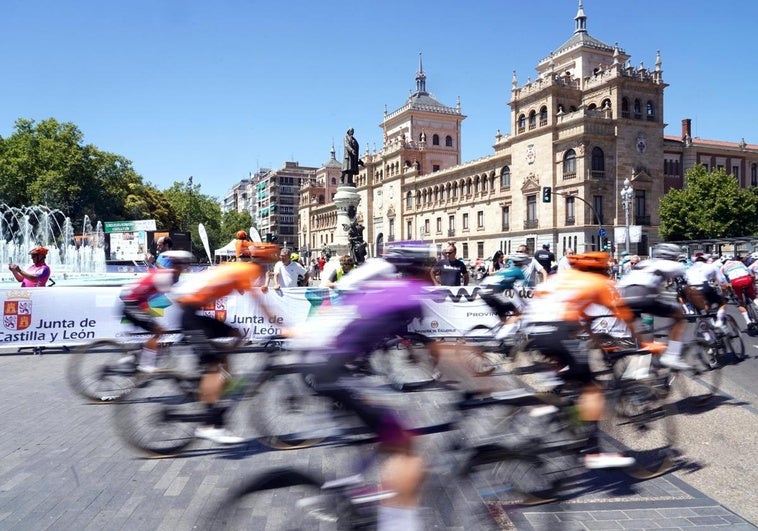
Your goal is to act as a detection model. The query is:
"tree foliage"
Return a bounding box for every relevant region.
[0,117,225,260]
[659,165,758,241]
[221,210,253,242]
[163,180,223,261]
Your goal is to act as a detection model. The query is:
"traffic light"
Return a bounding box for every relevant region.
[602,238,610,251]
[542,186,552,203]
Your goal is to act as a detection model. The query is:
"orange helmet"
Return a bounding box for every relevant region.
[236,230,247,240]
[30,246,49,257]
[568,251,609,272]
[248,243,280,262]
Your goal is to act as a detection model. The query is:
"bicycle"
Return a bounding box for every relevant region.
[112,332,437,456]
[66,331,192,403]
[732,283,758,333]
[208,350,676,529]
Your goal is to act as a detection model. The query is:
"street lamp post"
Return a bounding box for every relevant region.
[620,177,634,254]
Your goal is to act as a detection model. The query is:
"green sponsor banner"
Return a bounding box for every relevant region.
[103,219,157,233]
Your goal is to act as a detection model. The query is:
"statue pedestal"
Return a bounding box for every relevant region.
[333,186,361,247]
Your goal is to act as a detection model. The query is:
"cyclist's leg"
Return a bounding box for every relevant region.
[731,278,753,326]
[123,302,163,371]
[181,306,243,443]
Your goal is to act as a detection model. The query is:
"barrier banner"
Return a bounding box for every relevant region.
[0,285,500,348]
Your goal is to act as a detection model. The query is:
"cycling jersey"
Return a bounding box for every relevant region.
[120,269,176,310]
[685,261,726,286]
[177,262,265,308]
[617,259,685,291]
[721,260,752,281]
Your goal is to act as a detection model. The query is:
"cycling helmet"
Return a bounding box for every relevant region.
[248,243,281,262]
[751,251,758,260]
[29,246,48,257]
[510,253,531,266]
[382,240,435,269]
[236,230,247,239]
[159,250,193,267]
[568,251,610,272]
[652,243,682,261]
[290,252,300,261]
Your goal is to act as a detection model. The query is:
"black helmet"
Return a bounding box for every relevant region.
[382,240,435,270]
[652,243,681,261]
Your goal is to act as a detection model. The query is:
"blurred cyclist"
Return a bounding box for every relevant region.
[522,251,642,469]
[297,240,436,530]
[177,243,280,445]
[119,250,194,372]
[617,243,690,370]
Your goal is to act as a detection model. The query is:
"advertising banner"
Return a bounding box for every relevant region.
[0,285,501,348]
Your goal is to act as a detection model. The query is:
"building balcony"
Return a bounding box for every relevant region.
[565,216,576,226]
[524,219,539,229]
[447,229,455,237]
[635,215,651,225]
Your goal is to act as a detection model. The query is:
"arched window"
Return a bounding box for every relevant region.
[591,147,605,178]
[633,99,642,119]
[482,176,488,193]
[528,110,536,129]
[646,100,655,121]
[432,134,440,146]
[563,149,577,177]
[466,179,472,196]
[445,135,453,147]
[587,103,597,111]
[518,114,526,132]
[621,97,629,118]
[539,106,548,125]
[601,98,612,110]
[501,166,511,188]
[405,191,412,209]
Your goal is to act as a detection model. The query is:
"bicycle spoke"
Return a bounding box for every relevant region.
[601,381,676,479]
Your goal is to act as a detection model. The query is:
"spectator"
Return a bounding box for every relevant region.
[155,236,174,268]
[310,257,320,280]
[264,248,309,291]
[488,250,505,275]
[8,247,51,287]
[321,255,355,288]
[534,243,555,274]
[517,244,547,286]
[430,242,469,286]
[557,247,574,272]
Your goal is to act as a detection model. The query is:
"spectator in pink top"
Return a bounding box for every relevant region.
[9,246,51,287]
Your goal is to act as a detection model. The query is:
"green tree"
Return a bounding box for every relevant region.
[163,179,222,261]
[659,165,758,240]
[0,118,143,225]
[221,210,253,241]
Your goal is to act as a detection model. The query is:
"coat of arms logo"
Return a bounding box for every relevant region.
[3,291,32,331]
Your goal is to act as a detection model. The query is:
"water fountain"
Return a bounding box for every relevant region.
[0,204,108,283]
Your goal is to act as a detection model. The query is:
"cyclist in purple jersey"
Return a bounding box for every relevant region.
[301,240,435,530]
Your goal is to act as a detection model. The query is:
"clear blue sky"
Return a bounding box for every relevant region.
[1,0,756,201]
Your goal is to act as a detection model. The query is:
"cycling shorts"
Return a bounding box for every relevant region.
[690,282,725,310]
[524,321,593,384]
[122,302,160,333]
[730,275,756,304]
[480,291,519,318]
[180,306,236,365]
[621,285,681,319]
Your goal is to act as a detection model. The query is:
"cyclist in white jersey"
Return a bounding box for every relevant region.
[684,255,729,332]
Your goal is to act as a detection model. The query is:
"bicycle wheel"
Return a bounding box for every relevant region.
[722,315,746,361]
[746,301,758,332]
[371,334,441,389]
[461,446,564,506]
[250,373,346,450]
[67,340,140,402]
[209,469,353,530]
[460,326,503,376]
[600,381,677,479]
[668,341,721,413]
[113,373,202,456]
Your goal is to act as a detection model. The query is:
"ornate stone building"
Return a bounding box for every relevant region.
[296,2,757,260]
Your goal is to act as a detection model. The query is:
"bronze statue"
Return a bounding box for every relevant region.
[341,128,364,186]
[343,217,367,265]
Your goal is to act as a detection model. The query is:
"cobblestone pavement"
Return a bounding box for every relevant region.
[0,347,756,530]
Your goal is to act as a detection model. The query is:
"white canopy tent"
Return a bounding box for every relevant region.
[214,239,237,261]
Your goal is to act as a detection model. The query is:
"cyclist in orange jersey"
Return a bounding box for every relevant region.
[521,251,644,469]
[176,243,280,445]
